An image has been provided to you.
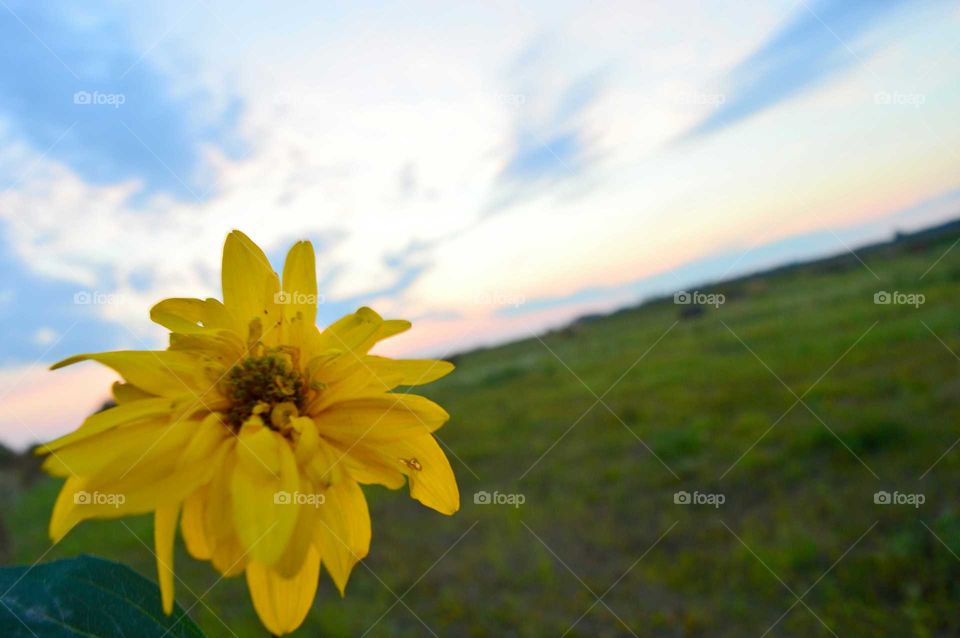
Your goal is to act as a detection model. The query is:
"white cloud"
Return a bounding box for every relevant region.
[32,327,57,346]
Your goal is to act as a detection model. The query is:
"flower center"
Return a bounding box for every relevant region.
[224,353,305,430]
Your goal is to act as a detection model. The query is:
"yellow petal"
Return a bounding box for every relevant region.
[47,474,170,542]
[51,351,215,398]
[181,487,212,560]
[155,502,179,615]
[178,413,231,468]
[280,240,318,326]
[305,357,377,413]
[41,410,219,484]
[302,434,349,488]
[46,420,226,541]
[150,297,239,335]
[221,230,281,333]
[291,415,318,464]
[48,476,87,542]
[38,397,173,454]
[326,440,405,490]
[231,426,300,566]
[205,441,250,576]
[306,357,452,413]
[272,471,318,579]
[375,319,411,342]
[314,478,370,595]
[312,307,411,358]
[315,395,450,443]
[314,307,383,355]
[361,356,454,391]
[245,546,320,636]
[330,431,459,515]
[168,331,245,367]
[111,382,156,404]
[41,416,184,478]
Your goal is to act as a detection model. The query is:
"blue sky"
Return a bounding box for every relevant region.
[0,1,243,201]
[1,0,959,447]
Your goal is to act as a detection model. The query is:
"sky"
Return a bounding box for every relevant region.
[1,0,959,449]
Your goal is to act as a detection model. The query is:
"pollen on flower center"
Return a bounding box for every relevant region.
[224,352,305,430]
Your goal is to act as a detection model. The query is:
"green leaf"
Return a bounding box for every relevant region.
[0,554,206,637]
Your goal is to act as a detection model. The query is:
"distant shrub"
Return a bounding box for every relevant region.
[480,365,527,386]
[678,304,705,320]
[801,419,910,455]
[651,427,703,461]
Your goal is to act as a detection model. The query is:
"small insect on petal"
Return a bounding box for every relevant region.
[402,457,422,471]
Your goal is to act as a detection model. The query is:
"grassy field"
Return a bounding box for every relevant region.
[4,222,960,637]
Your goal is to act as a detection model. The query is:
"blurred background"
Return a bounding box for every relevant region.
[1,0,960,635]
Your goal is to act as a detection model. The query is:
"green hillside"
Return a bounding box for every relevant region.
[5,222,960,637]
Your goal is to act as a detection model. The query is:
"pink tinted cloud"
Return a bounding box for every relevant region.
[1,364,118,451]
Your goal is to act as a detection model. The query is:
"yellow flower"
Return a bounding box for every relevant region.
[38,231,459,635]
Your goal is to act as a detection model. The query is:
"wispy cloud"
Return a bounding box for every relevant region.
[501,68,605,181]
[679,0,909,141]
[488,40,608,211]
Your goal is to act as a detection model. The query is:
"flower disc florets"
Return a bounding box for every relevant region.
[224,352,304,429]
